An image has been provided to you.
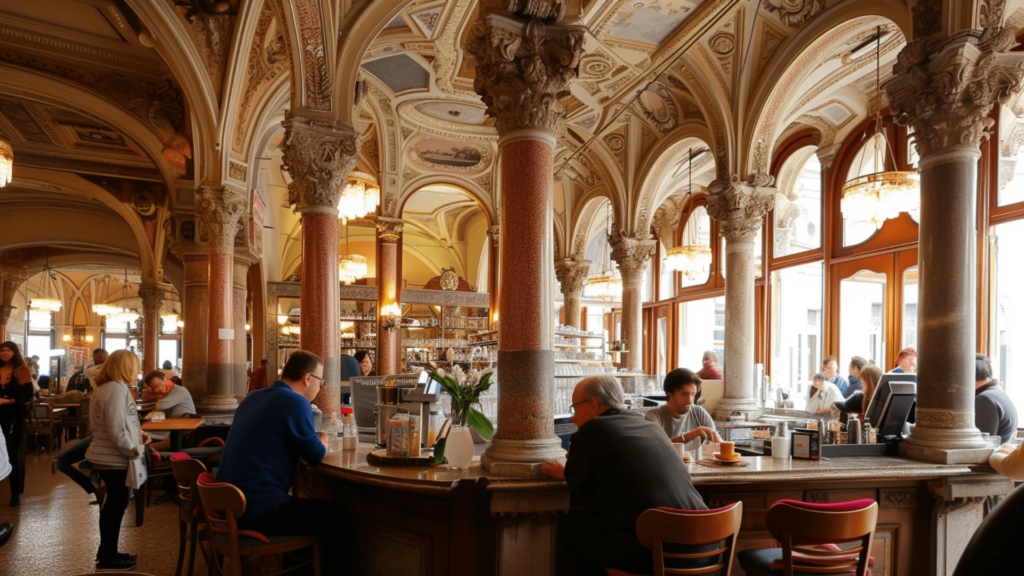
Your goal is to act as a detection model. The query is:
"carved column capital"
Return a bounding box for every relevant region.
[280,115,360,212]
[487,225,501,247]
[706,175,776,241]
[554,259,591,296]
[610,235,656,281]
[196,185,246,251]
[884,28,1024,160]
[466,14,585,136]
[376,217,404,244]
[137,283,165,313]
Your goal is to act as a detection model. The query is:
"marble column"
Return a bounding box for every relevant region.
[610,238,655,373]
[706,175,774,421]
[195,185,246,414]
[376,217,403,376]
[232,250,254,398]
[137,283,164,375]
[467,12,585,475]
[281,115,360,426]
[0,265,27,343]
[487,225,500,325]
[884,28,1024,462]
[173,240,209,401]
[554,259,591,329]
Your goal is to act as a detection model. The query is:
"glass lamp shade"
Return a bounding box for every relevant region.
[587,273,623,300]
[161,313,179,326]
[0,139,12,187]
[338,172,380,223]
[30,297,62,312]
[92,304,121,316]
[108,310,139,326]
[339,254,368,285]
[841,170,920,229]
[664,244,712,279]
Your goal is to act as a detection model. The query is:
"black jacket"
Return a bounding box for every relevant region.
[563,409,707,575]
[0,373,33,437]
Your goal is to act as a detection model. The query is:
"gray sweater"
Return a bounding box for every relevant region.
[86,380,144,470]
[645,404,716,452]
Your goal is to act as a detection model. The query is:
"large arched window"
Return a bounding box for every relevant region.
[774,149,822,258]
[679,206,711,288]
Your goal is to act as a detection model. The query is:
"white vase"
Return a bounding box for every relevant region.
[445,426,474,469]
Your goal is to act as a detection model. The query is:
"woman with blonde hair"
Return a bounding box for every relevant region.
[85,350,149,572]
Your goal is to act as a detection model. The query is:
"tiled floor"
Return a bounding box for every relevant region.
[0,439,209,575]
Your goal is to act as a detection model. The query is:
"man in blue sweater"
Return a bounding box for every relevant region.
[217,350,350,574]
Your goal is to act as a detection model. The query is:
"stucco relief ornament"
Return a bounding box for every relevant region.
[764,0,824,28]
[609,234,657,280]
[280,116,360,211]
[438,267,460,291]
[555,260,592,295]
[706,175,776,240]
[196,186,246,250]
[376,218,404,243]
[884,28,1024,159]
[466,16,585,135]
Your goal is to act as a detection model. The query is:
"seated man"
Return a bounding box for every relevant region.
[143,370,196,452]
[846,356,867,397]
[696,350,722,380]
[975,354,1018,445]
[66,366,91,395]
[645,368,719,452]
[822,355,849,397]
[217,350,351,575]
[542,376,707,575]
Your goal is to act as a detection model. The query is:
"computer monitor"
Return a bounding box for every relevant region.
[864,374,917,438]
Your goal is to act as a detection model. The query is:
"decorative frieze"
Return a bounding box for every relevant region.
[196,185,246,251]
[280,115,360,211]
[706,175,776,241]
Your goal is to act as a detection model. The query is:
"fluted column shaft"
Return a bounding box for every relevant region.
[281,115,360,425]
[706,176,774,420]
[611,240,655,373]
[196,185,246,413]
[376,218,403,376]
[138,284,164,375]
[883,28,1024,460]
[467,12,585,474]
[555,259,591,329]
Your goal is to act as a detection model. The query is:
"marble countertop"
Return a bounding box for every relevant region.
[308,444,977,494]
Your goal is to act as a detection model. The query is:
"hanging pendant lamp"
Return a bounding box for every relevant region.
[338,220,367,285]
[29,249,62,313]
[665,147,713,278]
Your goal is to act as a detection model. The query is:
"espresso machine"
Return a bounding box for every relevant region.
[371,371,443,449]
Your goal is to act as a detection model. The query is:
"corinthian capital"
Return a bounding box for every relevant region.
[610,235,656,281]
[376,217,404,244]
[487,225,500,247]
[884,28,1024,159]
[281,115,360,212]
[196,185,246,251]
[706,175,776,241]
[137,283,165,312]
[555,259,592,295]
[466,14,585,135]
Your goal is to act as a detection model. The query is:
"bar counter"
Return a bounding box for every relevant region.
[295,445,1013,576]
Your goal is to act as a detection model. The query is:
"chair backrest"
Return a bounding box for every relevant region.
[32,402,51,421]
[196,472,248,576]
[766,499,878,576]
[635,502,743,576]
[171,457,207,522]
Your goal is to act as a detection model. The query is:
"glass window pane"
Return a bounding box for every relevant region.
[656,316,668,376]
[839,270,887,374]
[677,296,725,374]
[159,340,179,370]
[902,267,919,350]
[27,335,52,377]
[770,262,823,411]
[104,336,128,352]
[774,151,822,257]
[992,219,1024,408]
[679,207,712,288]
[659,242,674,299]
[29,310,51,331]
[1000,146,1024,207]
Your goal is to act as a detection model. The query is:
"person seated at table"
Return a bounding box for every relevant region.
[821,355,849,396]
[695,350,723,380]
[142,370,196,452]
[806,372,843,416]
[833,365,882,423]
[645,368,719,452]
[160,360,179,380]
[217,350,351,575]
[84,348,108,390]
[975,354,1017,445]
[846,356,867,397]
[66,365,91,395]
[890,347,917,373]
[354,351,375,377]
[541,376,707,575]
[62,388,85,404]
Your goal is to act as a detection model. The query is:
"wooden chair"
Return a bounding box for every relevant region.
[738,499,878,576]
[196,472,321,576]
[74,573,156,576]
[57,397,89,443]
[170,455,211,576]
[25,402,57,453]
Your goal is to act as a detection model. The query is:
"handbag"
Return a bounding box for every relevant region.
[127,453,147,489]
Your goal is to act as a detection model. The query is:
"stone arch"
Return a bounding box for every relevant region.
[264,0,337,116]
[569,191,615,261]
[673,57,734,182]
[398,176,496,228]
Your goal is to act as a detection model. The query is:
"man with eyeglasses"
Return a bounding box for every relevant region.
[217,350,352,574]
[542,376,706,575]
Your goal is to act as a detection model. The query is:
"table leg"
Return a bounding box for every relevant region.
[170,431,183,452]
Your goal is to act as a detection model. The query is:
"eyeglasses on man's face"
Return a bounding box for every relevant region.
[569,398,591,415]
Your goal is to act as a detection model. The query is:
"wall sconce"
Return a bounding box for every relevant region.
[86,335,94,343]
[245,323,251,332]
[379,303,402,332]
[62,334,71,343]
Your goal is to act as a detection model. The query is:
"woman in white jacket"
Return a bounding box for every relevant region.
[806,371,843,416]
[85,350,149,572]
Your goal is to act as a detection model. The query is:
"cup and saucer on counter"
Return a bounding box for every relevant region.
[712,441,742,465]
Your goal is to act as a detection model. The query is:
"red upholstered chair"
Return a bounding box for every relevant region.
[195,472,321,576]
[738,499,878,576]
[606,502,744,576]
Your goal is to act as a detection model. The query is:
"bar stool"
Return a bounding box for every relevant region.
[607,502,743,576]
[170,454,210,576]
[195,472,321,576]
[737,499,877,576]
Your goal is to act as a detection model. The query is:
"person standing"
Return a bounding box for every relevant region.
[644,368,720,452]
[247,359,268,394]
[975,354,1018,445]
[66,365,91,395]
[0,342,33,507]
[85,350,149,572]
[695,350,723,380]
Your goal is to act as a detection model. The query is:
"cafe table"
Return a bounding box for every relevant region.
[141,417,205,451]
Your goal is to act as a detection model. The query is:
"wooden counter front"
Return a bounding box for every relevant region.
[295,446,1010,576]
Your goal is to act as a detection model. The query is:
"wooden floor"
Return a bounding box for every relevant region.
[0,439,210,575]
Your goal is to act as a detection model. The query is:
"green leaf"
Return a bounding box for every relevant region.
[467,408,494,440]
[433,437,446,463]
[472,373,493,395]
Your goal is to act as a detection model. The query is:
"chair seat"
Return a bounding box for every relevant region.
[214,531,314,548]
[605,569,649,576]
[156,446,224,460]
[738,548,871,576]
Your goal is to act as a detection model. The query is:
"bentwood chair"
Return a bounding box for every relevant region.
[738,499,878,576]
[606,502,743,576]
[170,454,211,576]
[25,402,57,453]
[196,472,321,576]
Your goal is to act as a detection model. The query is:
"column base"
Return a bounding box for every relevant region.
[196,395,238,413]
[712,398,761,422]
[482,437,566,476]
[903,423,990,463]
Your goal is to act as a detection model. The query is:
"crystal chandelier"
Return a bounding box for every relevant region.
[841,26,919,229]
[0,139,12,188]
[101,268,140,327]
[587,271,622,301]
[29,249,62,313]
[664,147,712,279]
[338,172,380,223]
[339,254,368,285]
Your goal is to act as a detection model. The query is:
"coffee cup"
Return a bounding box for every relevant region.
[719,441,735,459]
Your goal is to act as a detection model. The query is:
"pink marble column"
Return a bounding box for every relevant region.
[376,218,403,376]
[232,252,252,398]
[281,115,360,427]
[138,283,164,375]
[196,185,245,413]
[176,243,209,401]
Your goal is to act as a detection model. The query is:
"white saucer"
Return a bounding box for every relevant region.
[712,454,742,465]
